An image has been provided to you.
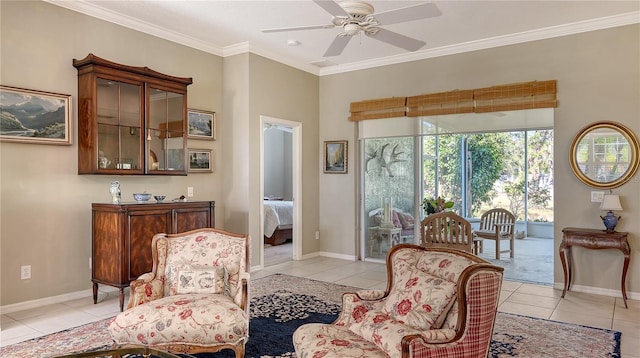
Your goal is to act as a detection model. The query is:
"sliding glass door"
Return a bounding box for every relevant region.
[362,137,416,260]
[359,109,554,260]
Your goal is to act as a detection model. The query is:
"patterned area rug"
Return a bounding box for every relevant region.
[1,274,621,358]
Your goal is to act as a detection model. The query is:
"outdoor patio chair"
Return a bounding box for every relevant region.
[420,211,475,254]
[475,208,516,259]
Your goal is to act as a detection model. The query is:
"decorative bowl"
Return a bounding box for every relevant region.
[154,195,166,202]
[133,193,152,202]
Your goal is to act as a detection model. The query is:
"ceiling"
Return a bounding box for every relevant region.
[47,0,640,75]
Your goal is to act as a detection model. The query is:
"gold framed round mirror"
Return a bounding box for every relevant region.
[569,121,639,189]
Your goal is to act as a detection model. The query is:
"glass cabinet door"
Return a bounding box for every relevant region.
[96,78,142,172]
[147,87,186,174]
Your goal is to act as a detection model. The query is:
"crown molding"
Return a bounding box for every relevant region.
[319,11,640,76]
[44,1,638,77]
[223,42,321,75]
[44,0,224,56]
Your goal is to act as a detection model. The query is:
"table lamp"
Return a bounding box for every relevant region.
[600,194,622,232]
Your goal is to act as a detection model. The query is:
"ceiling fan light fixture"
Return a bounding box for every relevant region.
[344,23,360,36]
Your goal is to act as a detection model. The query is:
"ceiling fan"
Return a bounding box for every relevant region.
[261,0,442,57]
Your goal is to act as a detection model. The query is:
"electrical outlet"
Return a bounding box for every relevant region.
[591,191,604,202]
[89,257,92,270]
[315,231,320,240]
[187,186,194,197]
[21,265,31,280]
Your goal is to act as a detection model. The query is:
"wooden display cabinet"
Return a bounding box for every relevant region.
[73,54,193,175]
[91,201,215,311]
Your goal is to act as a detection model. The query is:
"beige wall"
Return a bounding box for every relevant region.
[318,25,640,297]
[0,1,320,307]
[247,54,320,258]
[0,0,222,306]
[1,0,638,307]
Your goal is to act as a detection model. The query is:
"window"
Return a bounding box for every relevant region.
[422,130,554,222]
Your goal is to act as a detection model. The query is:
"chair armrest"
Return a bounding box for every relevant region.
[239,276,249,311]
[127,273,165,309]
[333,291,385,326]
[403,329,458,345]
[493,222,514,236]
[356,289,386,300]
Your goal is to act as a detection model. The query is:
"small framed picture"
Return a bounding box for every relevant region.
[188,148,213,173]
[187,109,216,140]
[324,140,348,174]
[0,85,72,145]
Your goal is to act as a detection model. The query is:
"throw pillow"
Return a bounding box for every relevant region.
[397,211,415,230]
[383,269,457,329]
[177,267,226,294]
[392,210,402,228]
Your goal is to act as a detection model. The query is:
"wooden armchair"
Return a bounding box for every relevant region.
[293,245,504,357]
[475,208,515,259]
[108,228,250,357]
[420,211,475,254]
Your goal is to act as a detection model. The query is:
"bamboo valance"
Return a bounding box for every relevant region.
[406,90,474,117]
[349,80,557,121]
[349,97,406,121]
[474,80,557,113]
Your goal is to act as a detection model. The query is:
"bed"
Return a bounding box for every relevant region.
[264,200,293,245]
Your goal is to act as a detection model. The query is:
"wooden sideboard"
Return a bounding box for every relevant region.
[560,227,630,308]
[92,201,215,311]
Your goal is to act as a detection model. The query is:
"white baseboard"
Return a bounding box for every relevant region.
[316,251,357,261]
[0,286,120,315]
[250,264,265,272]
[552,282,639,301]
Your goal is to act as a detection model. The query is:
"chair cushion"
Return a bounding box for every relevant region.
[293,323,388,358]
[347,308,426,353]
[108,293,248,347]
[475,229,510,238]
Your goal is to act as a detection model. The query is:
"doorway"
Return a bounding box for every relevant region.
[260,116,302,267]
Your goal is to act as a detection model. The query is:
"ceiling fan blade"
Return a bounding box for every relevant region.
[374,3,442,25]
[262,24,335,33]
[368,28,426,52]
[313,0,349,17]
[324,35,352,57]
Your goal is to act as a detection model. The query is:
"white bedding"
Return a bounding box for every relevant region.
[264,200,293,238]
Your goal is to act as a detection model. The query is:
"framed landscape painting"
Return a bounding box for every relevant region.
[324,140,348,174]
[187,109,216,140]
[188,148,213,173]
[0,85,72,145]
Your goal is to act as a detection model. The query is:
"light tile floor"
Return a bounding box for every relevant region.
[2,256,639,357]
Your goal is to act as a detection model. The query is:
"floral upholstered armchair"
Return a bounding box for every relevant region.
[108,228,250,358]
[293,244,504,358]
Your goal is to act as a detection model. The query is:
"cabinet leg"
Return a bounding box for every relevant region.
[119,288,125,312]
[92,282,98,304]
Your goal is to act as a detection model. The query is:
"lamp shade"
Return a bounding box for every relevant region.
[600,194,622,211]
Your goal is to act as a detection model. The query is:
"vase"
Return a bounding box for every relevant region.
[110,181,121,204]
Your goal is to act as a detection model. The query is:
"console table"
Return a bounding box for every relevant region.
[560,227,630,308]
